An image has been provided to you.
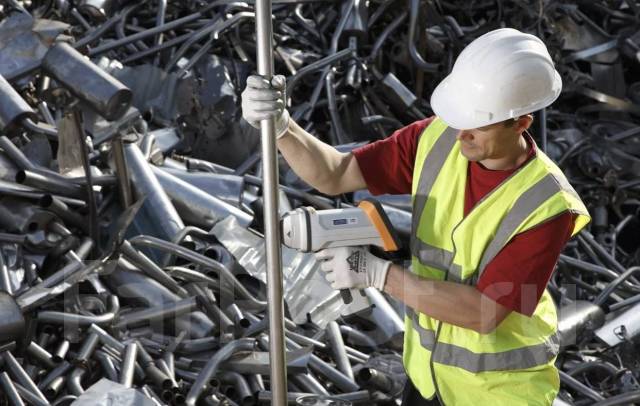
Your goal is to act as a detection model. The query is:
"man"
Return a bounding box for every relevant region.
[242,28,590,405]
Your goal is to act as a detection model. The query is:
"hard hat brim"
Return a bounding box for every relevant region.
[430,74,492,130]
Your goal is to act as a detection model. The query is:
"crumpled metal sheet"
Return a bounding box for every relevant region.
[212,216,370,327]
[0,12,68,79]
[71,379,156,406]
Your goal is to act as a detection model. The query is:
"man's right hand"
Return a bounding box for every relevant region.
[241,75,290,139]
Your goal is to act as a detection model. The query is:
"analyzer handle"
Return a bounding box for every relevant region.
[340,289,353,304]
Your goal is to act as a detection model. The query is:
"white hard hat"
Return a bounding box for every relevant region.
[430,28,562,130]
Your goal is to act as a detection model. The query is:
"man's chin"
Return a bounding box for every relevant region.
[460,150,481,161]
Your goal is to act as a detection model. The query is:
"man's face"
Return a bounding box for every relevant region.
[456,121,520,162]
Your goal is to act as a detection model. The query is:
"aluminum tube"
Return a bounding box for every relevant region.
[365,288,404,346]
[357,368,394,392]
[52,340,70,363]
[121,342,138,388]
[595,266,640,307]
[579,232,628,275]
[26,342,56,369]
[225,303,250,329]
[94,351,118,382]
[334,390,371,402]
[145,363,172,391]
[559,370,605,402]
[76,332,100,366]
[285,330,327,350]
[121,240,189,297]
[307,353,359,393]
[42,42,132,121]
[67,367,86,396]
[38,195,87,233]
[0,74,36,131]
[0,371,25,406]
[151,166,253,228]
[185,338,256,406]
[113,296,199,330]
[184,282,233,334]
[37,102,56,126]
[285,337,359,392]
[21,118,57,140]
[136,342,154,368]
[37,294,120,326]
[0,252,12,295]
[592,391,640,406]
[326,321,354,380]
[407,0,439,72]
[124,142,184,245]
[37,361,72,390]
[243,174,334,210]
[290,373,329,396]
[142,384,165,406]
[15,170,85,199]
[13,382,48,406]
[159,168,245,207]
[88,7,217,56]
[257,391,316,404]
[288,330,367,367]
[89,324,125,352]
[255,0,287,402]
[558,301,605,348]
[339,325,378,349]
[248,374,265,393]
[0,136,35,170]
[155,359,179,390]
[128,236,266,310]
[44,376,65,399]
[155,0,167,48]
[163,352,175,379]
[2,351,48,404]
[39,257,83,288]
[568,361,620,377]
[220,371,254,406]
[112,137,133,208]
[105,266,214,339]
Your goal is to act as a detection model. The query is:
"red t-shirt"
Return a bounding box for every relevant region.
[353,117,574,316]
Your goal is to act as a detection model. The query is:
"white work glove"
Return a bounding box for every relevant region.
[241,74,290,139]
[315,246,392,291]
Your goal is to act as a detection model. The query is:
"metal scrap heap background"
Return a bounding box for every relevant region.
[0,0,639,405]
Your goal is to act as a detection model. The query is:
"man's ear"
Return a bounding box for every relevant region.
[516,114,534,133]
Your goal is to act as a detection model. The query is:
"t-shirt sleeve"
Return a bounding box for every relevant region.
[352,117,435,195]
[476,212,576,316]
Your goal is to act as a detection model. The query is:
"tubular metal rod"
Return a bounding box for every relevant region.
[0,372,25,406]
[121,342,138,388]
[255,0,287,402]
[326,321,353,380]
[112,137,133,208]
[2,351,48,404]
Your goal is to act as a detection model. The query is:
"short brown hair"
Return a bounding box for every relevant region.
[502,117,519,127]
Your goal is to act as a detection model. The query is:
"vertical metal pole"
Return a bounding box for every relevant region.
[112,136,133,208]
[255,0,288,405]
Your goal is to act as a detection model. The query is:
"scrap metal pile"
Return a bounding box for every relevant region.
[0,0,638,405]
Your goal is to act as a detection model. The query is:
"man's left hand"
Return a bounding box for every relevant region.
[315,246,392,291]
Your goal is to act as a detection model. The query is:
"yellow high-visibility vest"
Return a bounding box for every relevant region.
[405,118,591,405]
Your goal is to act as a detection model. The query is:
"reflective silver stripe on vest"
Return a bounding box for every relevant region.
[410,237,453,271]
[406,307,559,373]
[411,126,459,239]
[476,174,563,280]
